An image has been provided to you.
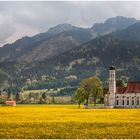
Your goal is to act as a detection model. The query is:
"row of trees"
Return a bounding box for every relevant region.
[0,92,74,104]
[75,76,103,108]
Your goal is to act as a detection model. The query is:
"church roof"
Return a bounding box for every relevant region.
[116,87,126,94]
[116,81,140,94]
[124,81,140,93]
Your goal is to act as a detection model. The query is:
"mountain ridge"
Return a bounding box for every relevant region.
[25,21,140,82]
[0,16,138,63]
[0,16,140,90]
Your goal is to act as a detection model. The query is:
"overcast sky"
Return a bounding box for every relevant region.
[0,1,140,47]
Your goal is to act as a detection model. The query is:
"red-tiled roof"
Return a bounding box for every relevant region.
[116,81,140,94]
[6,101,16,103]
[124,81,140,93]
[116,87,126,94]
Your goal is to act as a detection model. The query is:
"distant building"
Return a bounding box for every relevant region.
[5,101,16,106]
[105,66,140,108]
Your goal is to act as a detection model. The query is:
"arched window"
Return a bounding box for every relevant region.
[116,100,119,105]
[122,100,124,105]
[127,100,129,105]
[137,100,139,106]
[132,100,134,105]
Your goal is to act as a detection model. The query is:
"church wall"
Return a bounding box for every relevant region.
[106,65,140,108]
[115,93,140,108]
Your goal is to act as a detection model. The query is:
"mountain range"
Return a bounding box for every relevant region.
[0,16,138,63]
[24,21,140,82]
[0,16,140,91]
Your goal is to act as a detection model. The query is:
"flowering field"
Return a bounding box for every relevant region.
[0,105,140,139]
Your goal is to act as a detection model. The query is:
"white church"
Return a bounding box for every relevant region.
[105,66,140,108]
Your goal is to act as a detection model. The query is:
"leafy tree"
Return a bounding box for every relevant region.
[15,92,20,101]
[80,78,92,105]
[28,92,32,102]
[99,96,104,104]
[39,97,44,104]
[42,92,47,101]
[0,98,5,104]
[116,79,125,87]
[5,88,12,99]
[89,77,103,106]
[79,76,103,106]
[52,96,55,104]
[75,87,85,108]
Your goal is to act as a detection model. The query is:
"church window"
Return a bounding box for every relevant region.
[116,100,119,105]
[132,100,134,105]
[137,100,139,105]
[122,100,124,105]
[127,100,129,105]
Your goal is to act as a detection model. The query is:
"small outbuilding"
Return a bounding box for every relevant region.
[5,101,16,106]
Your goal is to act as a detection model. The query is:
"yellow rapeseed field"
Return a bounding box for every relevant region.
[0,104,140,139]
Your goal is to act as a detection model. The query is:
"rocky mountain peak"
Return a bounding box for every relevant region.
[91,16,139,35]
[47,23,79,34]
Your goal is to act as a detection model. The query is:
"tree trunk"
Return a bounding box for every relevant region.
[94,93,97,107]
[78,102,80,108]
[86,98,89,105]
[94,98,96,107]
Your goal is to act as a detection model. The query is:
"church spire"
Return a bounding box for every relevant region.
[108,65,116,107]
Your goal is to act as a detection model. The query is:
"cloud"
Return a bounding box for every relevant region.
[0,1,140,46]
[0,15,16,46]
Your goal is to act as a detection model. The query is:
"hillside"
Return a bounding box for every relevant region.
[91,16,138,36]
[23,22,140,84]
[0,16,139,92]
[0,16,138,63]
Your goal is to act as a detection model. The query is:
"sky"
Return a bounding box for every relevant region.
[0,1,140,47]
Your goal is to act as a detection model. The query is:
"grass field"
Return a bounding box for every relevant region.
[0,105,140,139]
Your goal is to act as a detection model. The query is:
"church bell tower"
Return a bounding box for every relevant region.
[108,65,116,107]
